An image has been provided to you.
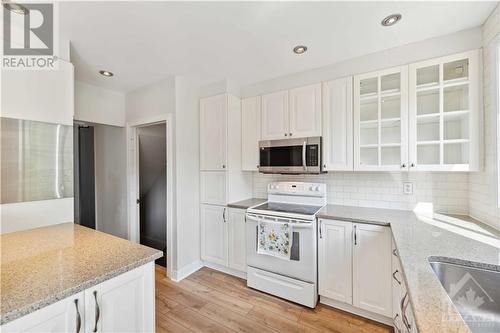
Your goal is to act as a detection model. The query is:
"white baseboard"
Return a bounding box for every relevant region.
[320,296,393,327]
[172,260,203,282]
[203,261,247,279]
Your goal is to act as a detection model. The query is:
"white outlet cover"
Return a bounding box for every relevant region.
[403,182,414,195]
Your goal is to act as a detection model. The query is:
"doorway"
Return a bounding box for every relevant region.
[74,124,96,229]
[137,123,167,267]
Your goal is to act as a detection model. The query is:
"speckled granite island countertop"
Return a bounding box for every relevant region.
[227,198,266,209]
[0,223,162,325]
[317,205,500,333]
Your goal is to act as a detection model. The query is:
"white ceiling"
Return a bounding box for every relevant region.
[60,1,497,93]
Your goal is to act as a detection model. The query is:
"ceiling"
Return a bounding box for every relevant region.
[60,1,497,93]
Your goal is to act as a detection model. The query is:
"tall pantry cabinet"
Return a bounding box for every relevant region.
[199,94,252,272]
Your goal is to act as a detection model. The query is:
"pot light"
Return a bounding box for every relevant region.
[2,1,28,15]
[99,70,114,77]
[381,14,402,27]
[293,45,308,55]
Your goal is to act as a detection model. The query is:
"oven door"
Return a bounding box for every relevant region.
[259,137,321,174]
[245,213,317,283]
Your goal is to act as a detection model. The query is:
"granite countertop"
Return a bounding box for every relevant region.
[317,205,500,333]
[0,223,162,325]
[227,198,266,209]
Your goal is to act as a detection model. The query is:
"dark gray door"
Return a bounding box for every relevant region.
[78,126,96,229]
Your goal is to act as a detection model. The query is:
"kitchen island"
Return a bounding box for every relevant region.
[0,223,162,331]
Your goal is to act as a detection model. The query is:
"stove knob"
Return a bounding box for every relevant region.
[315,186,321,192]
[309,185,315,192]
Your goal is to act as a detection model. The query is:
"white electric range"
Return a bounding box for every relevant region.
[245,182,326,308]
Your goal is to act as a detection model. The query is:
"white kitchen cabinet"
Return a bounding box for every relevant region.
[200,204,228,266]
[200,94,228,170]
[322,77,354,171]
[1,292,84,333]
[318,219,392,321]
[352,223,392,317]
[261,90,289,140]
[84,263,154,333]
[354,66,409,171]
[408,49,481,172]
[289,84,322,138]
[2,263,154,333]
[318,219,352,303]
[241,96,261,171]
[228,208,246,272]
[200,171,227,205]
[392,241,418,333]
[199,93,252,205]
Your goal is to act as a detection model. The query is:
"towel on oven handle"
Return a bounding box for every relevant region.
[257,219,293,260]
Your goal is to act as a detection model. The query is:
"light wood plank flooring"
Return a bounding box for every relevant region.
[155,265,393,333]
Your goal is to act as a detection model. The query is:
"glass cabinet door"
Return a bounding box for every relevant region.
[354,67,408,171]
[409,50,479,171]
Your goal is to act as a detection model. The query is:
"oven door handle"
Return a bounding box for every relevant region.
[245,214,314,229]
[302,141,307,171]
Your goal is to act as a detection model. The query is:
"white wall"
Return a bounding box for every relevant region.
[0,40,75,234]
[244,27,484,217]
[469,4,500,230]
[125,76,202,276]
[173,76,201,270]
[75,82,126,127]
[242,28,482,97]
[94,124,128,238]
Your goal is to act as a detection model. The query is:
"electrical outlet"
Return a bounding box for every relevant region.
[403,182,414,195]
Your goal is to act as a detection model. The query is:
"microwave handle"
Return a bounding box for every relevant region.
[302,141,307,170]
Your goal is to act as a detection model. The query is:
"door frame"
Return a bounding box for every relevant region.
[126,114,173,279]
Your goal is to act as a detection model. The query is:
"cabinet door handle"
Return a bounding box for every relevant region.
[393,313,401,333]
[401,163,406,168]
[93,290,100,332]
[289,132,293,137]
[393,270,402,285]
[319,220,322,239]
[393,248,398,257]
[284,133,288,137]
[400,292,410,330]
[74,299,81,333]
[223,208,227,223]
[353,225,357,245]
[410,163,415,168]
[222,164,226,169]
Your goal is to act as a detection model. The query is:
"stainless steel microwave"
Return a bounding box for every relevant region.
[258,137,323,174]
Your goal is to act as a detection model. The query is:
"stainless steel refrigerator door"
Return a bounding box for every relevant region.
[0,117,73,203]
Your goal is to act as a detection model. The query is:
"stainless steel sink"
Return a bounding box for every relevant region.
[429,258,500,333]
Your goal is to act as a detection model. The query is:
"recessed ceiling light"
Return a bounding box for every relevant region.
[381,14,402,27]
[99,70,114,77]
[2,1,28,15]
[293,45,308,55]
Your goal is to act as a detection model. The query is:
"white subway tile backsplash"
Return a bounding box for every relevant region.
[253,171,469,214]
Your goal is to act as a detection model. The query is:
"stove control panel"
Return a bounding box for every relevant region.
[268,182,326,197]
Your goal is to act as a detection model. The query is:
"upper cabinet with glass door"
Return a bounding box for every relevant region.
[409,50,481,171]
[354,66,409,171]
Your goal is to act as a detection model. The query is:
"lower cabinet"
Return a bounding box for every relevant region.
[318,219,392,320]
[392,241,418,333]
[1,292,85,333]
[227,208,247,272]
[2,263,154,333]
[200,205,246,274]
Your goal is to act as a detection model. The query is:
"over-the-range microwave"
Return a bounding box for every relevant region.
[258,136,324,174]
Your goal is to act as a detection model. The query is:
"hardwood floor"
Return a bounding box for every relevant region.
[154,265,393,333]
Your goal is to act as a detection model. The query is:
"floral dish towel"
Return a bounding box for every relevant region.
[257,220,293,260]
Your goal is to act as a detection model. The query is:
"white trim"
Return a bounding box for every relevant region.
[171,260,204,282]
[319,296,393,326]
[495,36,500,208]
[203,261,247,280]
[126,114,174,280]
